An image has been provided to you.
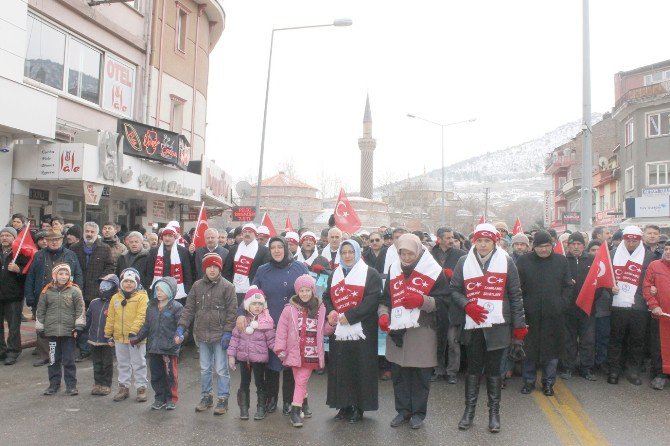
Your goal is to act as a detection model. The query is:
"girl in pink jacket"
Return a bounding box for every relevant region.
[274,274,335,428]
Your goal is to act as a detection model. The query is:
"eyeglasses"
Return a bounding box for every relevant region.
[370,238,381,242]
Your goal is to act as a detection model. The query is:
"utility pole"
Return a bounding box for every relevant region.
[484,187,490,222]
[580,0,593,232]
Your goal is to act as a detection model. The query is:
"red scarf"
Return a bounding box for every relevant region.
[152,242,186,299]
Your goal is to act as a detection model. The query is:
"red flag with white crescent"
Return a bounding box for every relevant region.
[513,217,523,235]
[193,203,208,249]
[334,188,361,234]
[11,222,38,274]
[575,242,615,316]
[285,217,294,232]
[554,240,565,256]
[261,212,278,237]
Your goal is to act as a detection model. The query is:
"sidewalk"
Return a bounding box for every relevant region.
[2,319,36,350]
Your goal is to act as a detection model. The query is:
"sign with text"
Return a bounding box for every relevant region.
[152,200,167,219]
[102,54,135,118]
[232,206,256,222]
[643,187,670,196]
[83,182,104,206]
[543,190,554,226]
[29,188,50,201]
[562,211,581,224]
[38,144,83,180]
[118,119,190,170]
[634,195,670,218]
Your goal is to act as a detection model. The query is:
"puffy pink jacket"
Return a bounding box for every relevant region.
[228,310,275,364]
[274,299,335,369]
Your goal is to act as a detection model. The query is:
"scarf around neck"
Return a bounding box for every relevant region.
[152,242,186,299]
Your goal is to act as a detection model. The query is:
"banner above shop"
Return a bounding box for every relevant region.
[83,182,104,206]
[118,119,190,171]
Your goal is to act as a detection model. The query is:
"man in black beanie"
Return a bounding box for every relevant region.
[65,225,82,248]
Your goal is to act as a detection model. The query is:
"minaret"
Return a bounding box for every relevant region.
[358,94,376,199]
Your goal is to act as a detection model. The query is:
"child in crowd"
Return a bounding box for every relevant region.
[133,277,183,410]
[228,287,276,420]
[274,274,335,427]
[36,263,86,396]
[86,274,119,396]
[105,268,149,402]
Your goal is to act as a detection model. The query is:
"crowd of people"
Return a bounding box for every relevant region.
[1,211,669,434]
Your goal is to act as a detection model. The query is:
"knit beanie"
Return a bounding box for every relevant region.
[511,232,530,247]
[66,224,82,240]
[473,223,499,242]
[119,268,140,290]
[154,281,174,301]
[622,225,643,240]
[244,286,267,311]
[532,230,553,247]
[52,263,71,281]
[285,231,299,245]
[0,227,17,238]
[300,231,317,244]
[202,252,223,271]
[611,229,623,242]
[294,274,317,295]
[568,232,585,245]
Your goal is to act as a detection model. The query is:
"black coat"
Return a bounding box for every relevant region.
[430,245,467,326]
[116,248,150,279]
[323,265,382,411]
[566,252,593,303]
[450,248,526,351]
[0,250,29,302]
[70,240,115,303]
[516,252,573,362]
[363,245,386,274]
[144,244,194,294]
[135,299,183,356]
[222,243,270,288]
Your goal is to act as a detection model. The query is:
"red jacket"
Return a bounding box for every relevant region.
[643,259,670,311]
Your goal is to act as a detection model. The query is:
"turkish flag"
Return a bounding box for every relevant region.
[575,242,615,316]
[554,240,565,256]
[474,215,485,232]
[285,217,294,232]
[513,217,523,235]
[12,222,38,274]
[334,188,361,234]
[192,204,208,249]
[261,212,278,237]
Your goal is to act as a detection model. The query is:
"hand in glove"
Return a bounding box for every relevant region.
[312,264,324,274]
[400,293,424,309]
[464,299,488,325]
[508,338,526,361]
[513,327,529,341]
[220,331,232,350]
[378,314,390,332]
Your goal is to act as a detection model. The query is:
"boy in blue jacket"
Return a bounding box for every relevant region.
[86,274,118,396]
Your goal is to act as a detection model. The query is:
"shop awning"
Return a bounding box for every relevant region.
[619,217,670,229]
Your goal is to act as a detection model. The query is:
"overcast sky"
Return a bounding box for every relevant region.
[206,0,670,197]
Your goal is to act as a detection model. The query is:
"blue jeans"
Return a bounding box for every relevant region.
[198,341,229,398]
[595,316,610,366]
[522,358,558,386]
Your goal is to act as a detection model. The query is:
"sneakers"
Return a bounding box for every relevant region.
[195,394,214,412]
[607,373,619,385]
[4,355,18,366]
[136,387,148,402]
[520,382,535,394]
[560,370,572,380]
[43,385,59,396]
[33,358,49,367]
[289,405,303,427]
[282,402,291,416]
[301,398,312,418]
[213,397,228,415]
[580,370,598,381]
[409,415,424,429]
[91,385,102,396]
[64,388,79,396]
[165,402,176,410]
[390,413,409,427]
[650,376,666,390]
[99,386,111,396]
[447,375,458,385]
[151,400,166,410]
[627,372,642,386]
[113,385,129,402]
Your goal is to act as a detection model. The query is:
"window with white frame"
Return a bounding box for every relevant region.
[176,4,189,53]
[625,119,634,145]
[67,39,101,104]
[624,166,635,192]
[643,70,670,86]
[647,110,670,137]
[647,161,670,187]
[170,96,185,134]
[599,194,605,212]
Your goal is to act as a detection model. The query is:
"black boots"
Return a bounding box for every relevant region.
[458,374,480,430]
[254,392,267,420]
[237,389,250,420]
[487,376,502,433]
[302,397,312,418]
[289,405,303,427]
[265,395,277,413]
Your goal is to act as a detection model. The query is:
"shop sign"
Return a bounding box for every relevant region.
[83,182,104,206]
[38,145,83,179]
[152,200,166,219]
[643,187,670,196]
[543,190,554,226]
[232,206,256,222]
[102,54,135,118]
[562,211,581,224]
[102,186,111,197]
[634,195,670,218]
[118,119,190,170]
[137,174,196,198]
[29,188,50,201]
[595,209,621,226]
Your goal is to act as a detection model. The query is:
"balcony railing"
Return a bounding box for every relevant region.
[615,80,670,110]
[545,155,575,174]
[562,178,581,195]
[593,169,614,187]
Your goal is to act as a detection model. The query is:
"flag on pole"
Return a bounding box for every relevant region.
[554,240,565,256]
[513,217,523,235]
[285,217,294,232]
[575,242,615,316]
[261,212,278,237]
[192,202,208,249]
[334,188,362,234]
[11,222,38,274]
[479,215,485,225]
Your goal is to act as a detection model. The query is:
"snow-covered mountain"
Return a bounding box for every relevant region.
[378,113,603,205]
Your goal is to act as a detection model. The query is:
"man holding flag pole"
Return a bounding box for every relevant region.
[189,203,229,281]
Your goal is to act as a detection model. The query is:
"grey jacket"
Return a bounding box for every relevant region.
[35,283,86,337]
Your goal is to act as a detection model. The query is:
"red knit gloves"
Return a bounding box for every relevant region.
[401,293,424,309]
[464,299,488,325]
[513,327,528,341]
[378,314,390,332]
[312,264,324,274]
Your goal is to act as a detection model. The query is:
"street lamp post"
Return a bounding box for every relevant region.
[407,114,476,228]
[254,19,352,222]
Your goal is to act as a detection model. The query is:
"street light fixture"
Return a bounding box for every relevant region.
[254,19,352,221]
[406,114,476,227]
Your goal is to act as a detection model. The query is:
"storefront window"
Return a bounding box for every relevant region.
[68,39,102,104]
[24,16,66,90]
[56,193,84,223]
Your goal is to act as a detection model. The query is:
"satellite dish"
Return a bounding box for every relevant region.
[236,181,253,198]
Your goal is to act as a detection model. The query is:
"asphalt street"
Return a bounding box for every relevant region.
[1,346,668,446]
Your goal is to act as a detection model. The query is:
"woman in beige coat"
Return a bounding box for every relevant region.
[378,234,450,429]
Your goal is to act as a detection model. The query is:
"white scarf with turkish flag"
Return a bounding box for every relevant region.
[463,247,507,329]
[612,242,645,308]
[388,251,442,330]
[382,245,399,288]
[233,239,259,293]
[152,242,186,299]
[296,248,320,266]
[330,259,368,340]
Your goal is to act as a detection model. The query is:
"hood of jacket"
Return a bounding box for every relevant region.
[153,276,178,301]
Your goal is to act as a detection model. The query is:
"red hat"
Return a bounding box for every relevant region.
[622,225,643,240]
[300,231,317,244]
[242,223,257,235]
[285,231,299,245]
[202,252,223,271]
[244,286,267,311]
[473,223,499,243]
[162,223,179,237]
